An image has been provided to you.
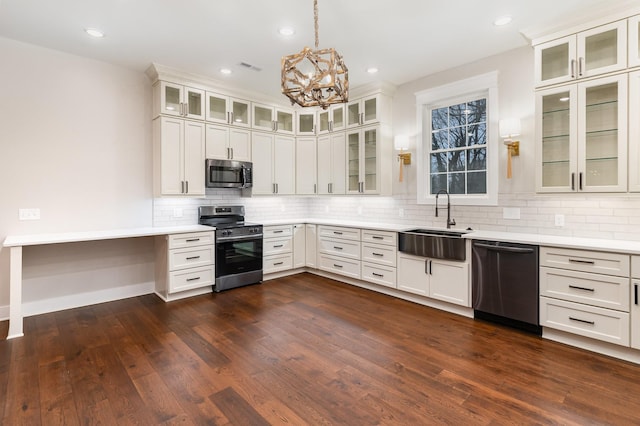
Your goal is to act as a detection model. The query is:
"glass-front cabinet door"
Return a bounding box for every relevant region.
[577,75,627,192]
[253,103,275,131]
[630,70,640,192]
[629,15,640,68]
[331,104,345,131]
[535,36,576,87]
[275,109,294,135]
[159,82,205,120]
[230,98,250,127]
[318,110,330,134]
[206,92,229,124]
[362,127,378,193]
[347,126,379,194]
[536,86,578,192]
[298,111,316,135]
[347,131,361,192]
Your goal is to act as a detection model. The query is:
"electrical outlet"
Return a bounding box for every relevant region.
[555,214,565,227]
[173,208,183,218]
[19,208,40,221]
[399,208,404,218]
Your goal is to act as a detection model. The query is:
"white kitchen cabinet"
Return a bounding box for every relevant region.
[153,117,205,196]
[347,93,381,128]
[295,137,317,195]
[252,102,294,135]
[347,126,380,194]
[154,81,205,120]
[155,231,215,299]
[317,225,361,279]
[293,224,306,269]
[263,225,293,274]
[629,70,640,191]
[251,132,295,195]
[632,256,640,349]
[360,229,397,289]
[317,104,345,134]
[305,224,317,268]
[205,123,251,161]
[205,92,251,128]
[539,246,631,347]
[630,15,640,68]
[534,20,627,87]
[317,133,346,195]
[297,111,317,135]
[536,74,627,193]
[397,252,470,306]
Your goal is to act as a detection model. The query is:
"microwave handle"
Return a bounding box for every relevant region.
[241,167,247,188]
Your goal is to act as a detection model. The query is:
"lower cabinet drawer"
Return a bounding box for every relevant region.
[540,297,630,346]
[263,237,293,256]
[169,246,214,271]
[264,254,293,274]
[318,237,361,260]
[318,255,361,279]
[168,231,215,249]
[361,243,396,267]
[362,262,396,288]
[169,265,214,293]
[540,267,629,312]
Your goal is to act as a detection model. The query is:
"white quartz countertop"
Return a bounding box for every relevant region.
[3,225,214,247]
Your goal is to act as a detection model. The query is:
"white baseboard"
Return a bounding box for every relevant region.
[155,286,212,302]
[543,328,640,365]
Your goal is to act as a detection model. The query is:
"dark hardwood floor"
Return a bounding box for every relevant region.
[1,272,640,425]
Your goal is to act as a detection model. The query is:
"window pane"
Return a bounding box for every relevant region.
[431,107,448,131]
[468,122,486,146]
[449,103,466,127]
[430,174,447,194]
[468,171,487,194]
[448,150,465,172]
[467,99,486,124]
[450,126,466,148]
[467,148,486,171]
[432,130,448,151]
[449,173,465,194]
[431,152,447,173]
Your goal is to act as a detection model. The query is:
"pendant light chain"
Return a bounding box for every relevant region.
[314,0,319,50]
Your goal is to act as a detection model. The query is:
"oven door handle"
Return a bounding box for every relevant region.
[217,234,263,243]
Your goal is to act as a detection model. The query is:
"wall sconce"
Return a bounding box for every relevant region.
[394,135,411,182]
[499,118,521,179]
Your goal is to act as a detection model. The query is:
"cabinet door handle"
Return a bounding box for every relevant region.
[328,183,332,193]
[571,173,575,191]
[333,246,343,250]
[273,230,284,234]
[333,263,343,268]
[186,238,200,242]
[579,172,583,191]
[273,244,284,248]
[635,283,638,305]
[372,272,384,278]
[186,256,201,260]
[425,259,429,274]
[372,252,384,257]
[569,285,595,292]
[314,183,317,194]
[429,260,432,275]
[181,181,185,194]
[276,183,279,193]
[227,111,231,124]
[185,181,189,193]
[186,277,201,282]
[570,59,576,79]
[333,231,343,235]
[273,261,284,266]
[272,183,276,194]
[372,236,384,240]
[578,57,584,77]
[569,258,595,265]
[569,317,594,325]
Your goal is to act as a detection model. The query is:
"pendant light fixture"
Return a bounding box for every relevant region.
[281,0,349,110]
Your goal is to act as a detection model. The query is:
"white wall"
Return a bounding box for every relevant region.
[0,37,154,314]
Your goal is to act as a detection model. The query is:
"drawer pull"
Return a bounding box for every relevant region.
[186,256,201,260]
[273,244,284,248]
[568,259,595,265]
[372,252,384,257]
[186,277,201,282]
[568,285,595,292]
[569,317,595,325]
[273,230,284,234]
[273,262,284,266]
[372,272,384,278]
[186,238,200,242]
[372,236,384,240]
[333,231,343,235]
[635,284,638,305]
[333,264,343,268]
[333,246,343,250]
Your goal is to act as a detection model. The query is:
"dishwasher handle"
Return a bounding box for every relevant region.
[473,242,535,254]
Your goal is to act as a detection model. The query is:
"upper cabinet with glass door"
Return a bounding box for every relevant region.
[536,74,627,192]
[154,81,205,120]
[297,111,316,136]
[534,20,627,87]
[347,94,381,128]
[205,92,250,128]
[317,104,345,135]
[629,15,640,68]
[252,103,294,135]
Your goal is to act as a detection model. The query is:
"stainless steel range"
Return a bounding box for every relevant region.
[198,206,263,292]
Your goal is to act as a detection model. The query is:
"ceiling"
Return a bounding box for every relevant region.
[0,0,637,101]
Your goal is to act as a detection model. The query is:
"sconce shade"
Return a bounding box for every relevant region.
[394,135,409,151]
[499,118,521,138]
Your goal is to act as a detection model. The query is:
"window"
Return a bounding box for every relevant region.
[416,72,498,205]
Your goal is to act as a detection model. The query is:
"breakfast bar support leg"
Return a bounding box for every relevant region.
[7,246,24,339]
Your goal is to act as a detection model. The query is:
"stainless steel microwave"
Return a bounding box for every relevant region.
[205,159,253,189]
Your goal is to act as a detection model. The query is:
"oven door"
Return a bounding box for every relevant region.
[216,236,263,277]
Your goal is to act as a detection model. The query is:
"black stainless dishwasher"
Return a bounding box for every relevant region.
[472,240,541,334]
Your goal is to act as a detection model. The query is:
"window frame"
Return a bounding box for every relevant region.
[415,71,499,206]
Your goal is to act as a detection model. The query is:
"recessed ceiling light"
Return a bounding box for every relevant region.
[366,67,379,74]
[494,15,512,26]
[220,68,232,75]
[279,27,295,36]
[84,28,105,38]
